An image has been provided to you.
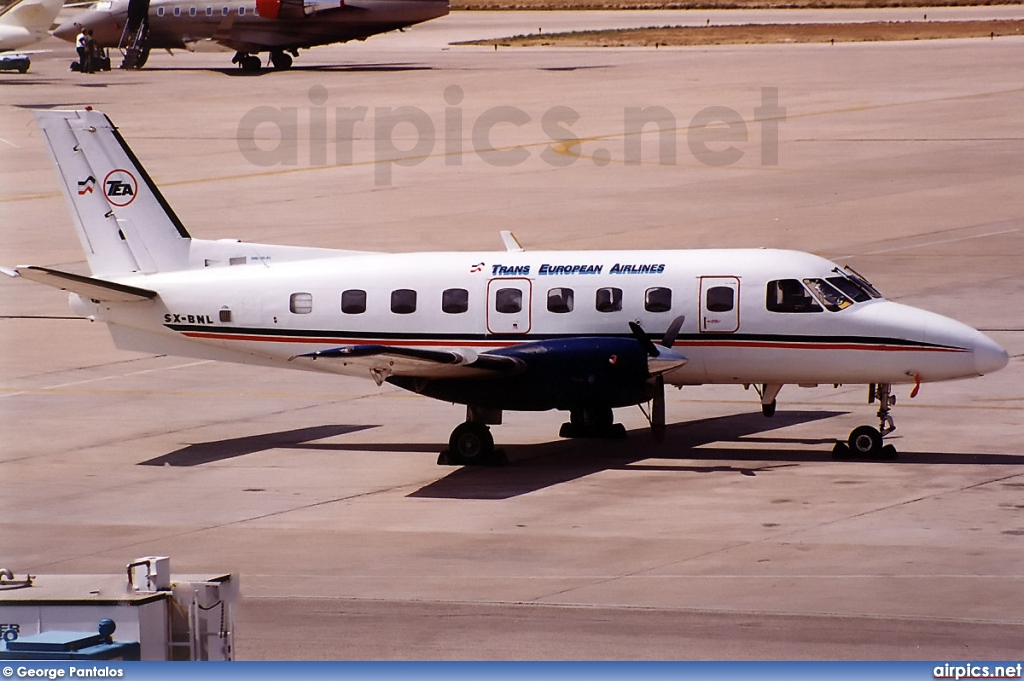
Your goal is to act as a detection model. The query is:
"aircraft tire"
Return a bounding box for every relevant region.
[270,51,292,70]
[241,55,262,72]
[761,400,777,417]
[570,406,613,429]
[848,425,883,455]
[448,422,494,465]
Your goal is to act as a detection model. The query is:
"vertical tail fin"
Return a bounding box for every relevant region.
[0,0,63,33]
[34,109,192,276]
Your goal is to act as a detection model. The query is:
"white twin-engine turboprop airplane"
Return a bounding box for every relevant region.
[7,109,1009,465]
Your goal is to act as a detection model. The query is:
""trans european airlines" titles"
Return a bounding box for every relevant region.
[490,263,666,277]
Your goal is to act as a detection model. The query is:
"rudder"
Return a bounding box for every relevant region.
[35,109,191,276]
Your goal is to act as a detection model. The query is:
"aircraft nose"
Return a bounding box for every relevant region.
[974,334,1010,375]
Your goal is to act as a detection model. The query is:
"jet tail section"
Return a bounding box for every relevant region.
[0,0,63,32]
[34,109,192,277]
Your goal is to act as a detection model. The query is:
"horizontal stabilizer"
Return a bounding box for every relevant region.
[9,265,157,302]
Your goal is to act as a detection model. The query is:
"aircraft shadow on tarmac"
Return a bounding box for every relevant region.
[138,411,1024,498]
[138,424,376,466]
[411,410,843,499]
[139,63,433,76]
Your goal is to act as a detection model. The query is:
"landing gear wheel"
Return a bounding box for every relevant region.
[135,46,150,68]
[761,400,777,417]
[848,425,883,455]
[571,406,613,429]
[270,51,292,70]
[561,407,624,438]
[447,422,495,465]
[235,54,260,71]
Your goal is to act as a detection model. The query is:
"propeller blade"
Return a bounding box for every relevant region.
[628,321,660,358]
[652,375,666,442]
[661,315,685,349]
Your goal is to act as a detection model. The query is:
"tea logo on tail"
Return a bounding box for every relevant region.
[103,169,138,206]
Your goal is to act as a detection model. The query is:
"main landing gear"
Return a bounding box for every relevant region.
[558,406,627,440]
[232,50,297,71]
[833,383,898,459]
[438,407,508,467]
[438,405,630,467]
[232,52,263,71]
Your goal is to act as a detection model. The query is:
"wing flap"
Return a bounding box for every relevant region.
[289,344,523,381]
[9,265,157,302]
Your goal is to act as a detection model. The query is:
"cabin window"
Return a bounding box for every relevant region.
[595,287,622,313]
[495,288,522,314]
[341,289,366,315]
[189,6,197,16]
[442,288,469,314]
[547,287,574,314]
[645,287,672,313]
[206,6,213,14]
[156,6,164,15]
[238,5,245,14]
[289,292,313,314]
[173,6,180,15]
[706,286,734,313]
[219,307,232,323]
[391,289,417,315]
[804,278,852,312]
[222,6,228,15]
[766,280,822,313]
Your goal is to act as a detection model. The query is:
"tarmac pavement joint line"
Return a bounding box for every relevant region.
[2,85,1022,204]
[524,466,1024,605]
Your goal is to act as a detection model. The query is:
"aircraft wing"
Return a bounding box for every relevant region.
[2,265,158,302]
[289,344,524,382]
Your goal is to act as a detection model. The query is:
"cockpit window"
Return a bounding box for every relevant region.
[767,280,822,313]
[827,276,871,303]
[840,266,883,299]
[803,278,853,312]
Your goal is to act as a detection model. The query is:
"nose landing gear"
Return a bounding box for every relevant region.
[834,383,898,459]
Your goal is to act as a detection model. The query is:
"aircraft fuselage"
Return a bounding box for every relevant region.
[54,0,447,54]
[75,247,1006,397]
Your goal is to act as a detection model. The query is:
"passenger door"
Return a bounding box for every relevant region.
[487,278,532,334]
[699,276,740,333]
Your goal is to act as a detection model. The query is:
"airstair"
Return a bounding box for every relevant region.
[118,0,151,68]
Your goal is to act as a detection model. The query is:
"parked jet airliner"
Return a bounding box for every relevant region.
[53,0,447,70]
[5,110,1009,465]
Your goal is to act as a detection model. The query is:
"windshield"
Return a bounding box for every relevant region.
[766,270,882,314]
[804,278,852,312]
[838,266,883,299]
